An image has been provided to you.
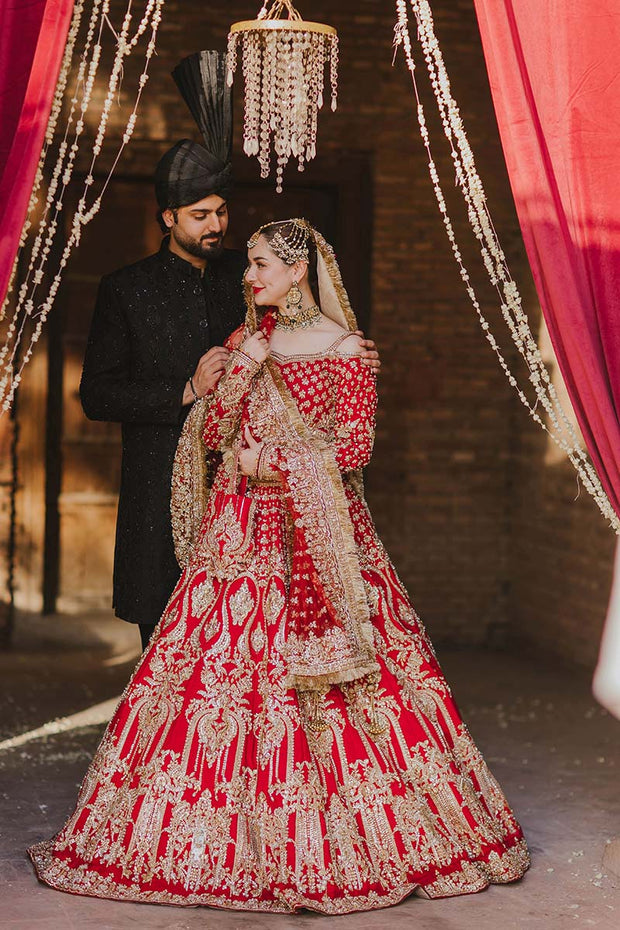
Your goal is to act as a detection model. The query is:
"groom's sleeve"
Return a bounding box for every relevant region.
[80,276,187,425]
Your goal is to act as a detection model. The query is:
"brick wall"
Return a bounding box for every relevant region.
[27,0,614,661]
[509,399,615,667]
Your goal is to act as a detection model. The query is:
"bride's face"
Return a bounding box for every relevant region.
[245,236,295,307]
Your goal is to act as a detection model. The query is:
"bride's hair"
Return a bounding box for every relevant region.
[260,221,319,298]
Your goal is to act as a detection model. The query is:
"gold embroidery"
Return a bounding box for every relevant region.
[228,579,256,626]
[170,396,215,568]
[257,360,379,691]
[31,349,529,913]
[203,495,256,581]
[263,580,286,624]
[191,576,216,618]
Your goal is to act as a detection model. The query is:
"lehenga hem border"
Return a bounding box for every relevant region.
[28,838,529,914]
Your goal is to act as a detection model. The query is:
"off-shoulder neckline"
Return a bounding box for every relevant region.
[269,332,362,363]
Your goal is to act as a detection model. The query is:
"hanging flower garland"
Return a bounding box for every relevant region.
[393,0,619,532]
[0,0,165,415]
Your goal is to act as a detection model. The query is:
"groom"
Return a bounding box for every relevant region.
[80,53,380,651]
[80,140,246,649]
[80,52,251,649]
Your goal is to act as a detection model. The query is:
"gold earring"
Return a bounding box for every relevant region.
[286,280,303,312]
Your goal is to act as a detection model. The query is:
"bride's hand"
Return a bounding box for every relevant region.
[238,426,263,477]
[239,331,269,364]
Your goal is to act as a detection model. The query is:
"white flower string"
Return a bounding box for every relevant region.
[0,0,87,319]
[0,0,101,377]
[0,1,165,415]
[394,0,620,531]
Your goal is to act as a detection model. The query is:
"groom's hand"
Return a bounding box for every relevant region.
[355,331,381,372]
[194,347,231,394]
[183,346,231,404]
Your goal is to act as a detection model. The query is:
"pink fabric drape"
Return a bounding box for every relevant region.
[473,0,620,517]
[0,0,74,305]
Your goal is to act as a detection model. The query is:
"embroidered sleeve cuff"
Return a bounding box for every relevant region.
[231,348,262,376]
[257,441,282,481]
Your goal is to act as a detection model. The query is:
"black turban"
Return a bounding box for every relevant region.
[155,50,233,211]
[155,139,232,211]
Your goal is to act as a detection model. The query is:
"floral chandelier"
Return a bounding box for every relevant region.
[226,1,338,192]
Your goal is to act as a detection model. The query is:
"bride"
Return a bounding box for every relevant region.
[30,218,529,913]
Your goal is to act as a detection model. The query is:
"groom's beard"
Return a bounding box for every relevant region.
[173,227,225,260]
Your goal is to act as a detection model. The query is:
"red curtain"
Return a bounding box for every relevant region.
[473,0,620,517]
[0,0,74,306]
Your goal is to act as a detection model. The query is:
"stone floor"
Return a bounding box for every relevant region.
[0,611,619,929]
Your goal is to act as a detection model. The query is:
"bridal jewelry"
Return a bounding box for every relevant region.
[247,218,310,264]
[286,280,303,311]
[275,304,321,330]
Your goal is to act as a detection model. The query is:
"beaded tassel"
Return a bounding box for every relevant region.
[227,4,338,193]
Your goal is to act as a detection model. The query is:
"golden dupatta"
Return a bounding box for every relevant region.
[171,396,216,569]
[256,358,378,690]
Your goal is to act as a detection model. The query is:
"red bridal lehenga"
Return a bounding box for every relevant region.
[30,227,529,914]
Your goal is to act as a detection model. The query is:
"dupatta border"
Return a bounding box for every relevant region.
[262,358,379,690]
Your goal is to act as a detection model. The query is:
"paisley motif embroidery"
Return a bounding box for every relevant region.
[30,355,529,912]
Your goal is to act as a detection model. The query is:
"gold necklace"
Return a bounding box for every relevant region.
[275,304,321,331]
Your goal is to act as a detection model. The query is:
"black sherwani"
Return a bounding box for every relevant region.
[80,238,246,624]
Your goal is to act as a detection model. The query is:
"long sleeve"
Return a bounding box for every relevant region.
[332,357,377,471]
[202,349,262,451]
[258,357,377,483]
[80,276,187,425]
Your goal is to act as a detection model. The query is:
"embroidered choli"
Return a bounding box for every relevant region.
[202,342,377,477]
[199,338,380,692]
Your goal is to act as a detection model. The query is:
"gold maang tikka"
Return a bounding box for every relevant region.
[247,218,311,264]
